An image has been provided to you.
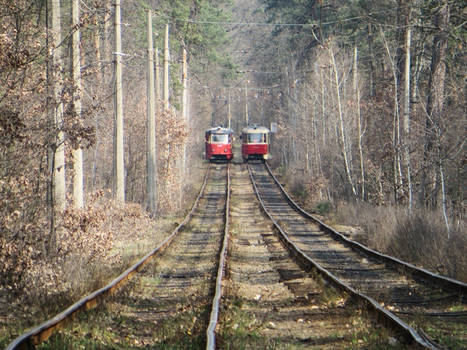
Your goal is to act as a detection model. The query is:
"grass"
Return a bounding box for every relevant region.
[36,302,210,349]
[217,297,286,349]
[329,202,467,282]
[218,296,409,350]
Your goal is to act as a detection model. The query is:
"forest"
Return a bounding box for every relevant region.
[0,0,465,336]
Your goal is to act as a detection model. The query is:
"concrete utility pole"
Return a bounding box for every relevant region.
[72,0,84,208]
[228,89,231,129]
[146,10,157,215]
[155,47,160,103]
[163,24,169,111]
[244,81,248,125]
[181,47,188,174]
[114,0,125,202]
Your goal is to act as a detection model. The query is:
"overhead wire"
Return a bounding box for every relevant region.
[151,8,398,28]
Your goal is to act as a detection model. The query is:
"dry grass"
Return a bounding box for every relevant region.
[332,202,467,282]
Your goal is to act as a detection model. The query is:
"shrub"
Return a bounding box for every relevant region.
[316,201,331,215]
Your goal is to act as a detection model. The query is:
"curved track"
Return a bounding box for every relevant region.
[248,162,466,349]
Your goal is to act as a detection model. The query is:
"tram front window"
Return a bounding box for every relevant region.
[247,133,265,143]
[211,134,229,143]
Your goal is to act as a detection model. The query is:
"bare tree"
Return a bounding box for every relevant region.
[51,0,66,212]
[72,0,84,208]
[421,1,450,211]
[353,46,365,201]
[329,44,357,197]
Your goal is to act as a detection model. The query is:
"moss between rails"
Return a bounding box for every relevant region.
[37,302,210,349]
[218,297,406,350]
[217,296,281,349]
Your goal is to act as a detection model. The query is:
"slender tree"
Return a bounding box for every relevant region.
[421,1,450,210]
[354,46,365,200]
[72,0,84,208]
[329,44,357,197]
[51,0,66,212]
[402,15,413,210]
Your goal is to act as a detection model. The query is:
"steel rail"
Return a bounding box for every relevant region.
[206,163,230,350]
[247,163,439,349]
[6,164,213,350]
[262,162,467,297]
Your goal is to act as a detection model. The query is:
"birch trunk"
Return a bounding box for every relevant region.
[51,0,66,212]
[403,24,413,210]
[354,46,365,201]
[72,0,83,208]
[329,45,357,197]
[380,27,402,204]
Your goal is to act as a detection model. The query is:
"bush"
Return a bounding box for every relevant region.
[316,201,331,215]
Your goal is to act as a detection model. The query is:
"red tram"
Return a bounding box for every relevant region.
[241,124,270,162]
[205,126,234,162]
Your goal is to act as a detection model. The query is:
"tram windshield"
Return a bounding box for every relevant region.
[211,133,230,143]
[247,133,266,143]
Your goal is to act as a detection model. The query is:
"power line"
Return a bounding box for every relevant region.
[152,8,398,28]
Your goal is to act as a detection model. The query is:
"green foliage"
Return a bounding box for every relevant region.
[316,201,330,215]
[148,0,235,73]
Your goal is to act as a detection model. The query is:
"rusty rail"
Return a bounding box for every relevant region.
[263,162,467,297]
[6,164,212,350]
[247,163,443,350]
[206,163,230,350]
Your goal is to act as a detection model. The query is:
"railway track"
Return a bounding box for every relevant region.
[7,163,230,349]
[248,162,467,349]
[218,162,400,349]
[7,160,466,349]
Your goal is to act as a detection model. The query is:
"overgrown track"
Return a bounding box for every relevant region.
[248,162,467,350]
[6,163,230,350]
[219,162,392,349]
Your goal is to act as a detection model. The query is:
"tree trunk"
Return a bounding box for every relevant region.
[402,23,413,210]
[380,26,402,204]
[71,0,84,209]
[354,46,365,201]
[367,23,376,97]
[104,0,112,77]
[51,0,66,212]
[421,1,450,209]
[329,45,357,197]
